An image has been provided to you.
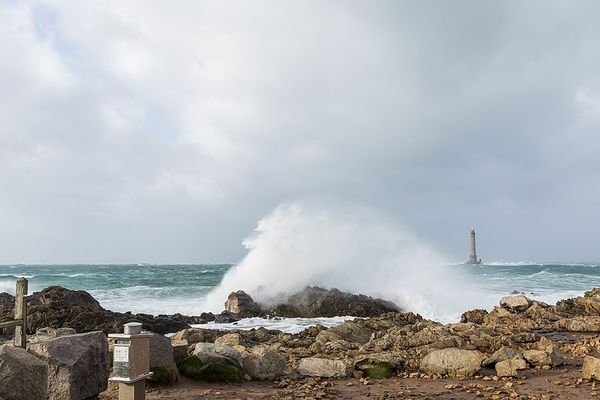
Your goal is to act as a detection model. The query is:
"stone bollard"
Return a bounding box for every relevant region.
[109,322,153,400]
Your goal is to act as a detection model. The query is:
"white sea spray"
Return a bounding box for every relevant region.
[202,200,471,321]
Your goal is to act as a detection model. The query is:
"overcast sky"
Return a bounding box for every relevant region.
[1,1,599,264]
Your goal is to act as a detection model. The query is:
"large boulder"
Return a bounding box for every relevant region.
[499,295,531,313]
[268,286,400,318]
[420,348,483,377]
[354,353,405,379]
[27,331,109,400]
[225,291,262,317]
[297,357,348,378]
[242,345,288,380]
[556,288,600,316]
[178,343,243,382]
[583,356,600,380]
[148,332,178,385]
[0,344,48,400]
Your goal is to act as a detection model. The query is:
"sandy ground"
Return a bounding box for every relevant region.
[99,363,600,399]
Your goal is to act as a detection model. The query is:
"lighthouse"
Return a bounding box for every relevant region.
[468,229,482,265]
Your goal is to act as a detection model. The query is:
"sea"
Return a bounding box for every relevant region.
[1,262,599,333]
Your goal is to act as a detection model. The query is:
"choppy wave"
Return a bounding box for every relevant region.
[194,316,355,334]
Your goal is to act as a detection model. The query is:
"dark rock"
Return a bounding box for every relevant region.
[0,292,14,309]
[268,286,400,318]
[214,311,241,324]
[225,290,262,317]
[1,286,191,335]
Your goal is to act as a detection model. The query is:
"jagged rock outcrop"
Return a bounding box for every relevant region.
[0,344,48,400]
[268,286,400,318]
[27,331,109,400]
[0,286,192,334]
[225,291,262,317]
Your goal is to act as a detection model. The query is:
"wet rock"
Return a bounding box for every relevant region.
[0,344,48,400]
[225,291,262,318]
[297,357,349,378]
[500,295,531,313]
[242,345,288,380]
[582,355,600,380]
[2,286,192,334]
[27,331,109,400]
[269,286,400,318]
[214,311,241,324]
[315,321,373,345]
[420,348,483,377]
[495,358,527,377]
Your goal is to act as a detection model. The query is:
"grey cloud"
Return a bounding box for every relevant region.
[1,1,600,263]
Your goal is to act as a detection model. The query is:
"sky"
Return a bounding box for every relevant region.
[1,0,600,264]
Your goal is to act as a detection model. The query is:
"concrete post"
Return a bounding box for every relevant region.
[108,322,153,400]
[14,278,27,348]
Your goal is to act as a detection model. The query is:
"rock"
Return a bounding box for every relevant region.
[192,342,243,368]
[171,339,191,365]
[495,358,527,377]
[28,327,77,343]
[27,331,109,400]
[419,348,483,377]
[242,345,288,380]
[225,291,262,317]
[554,316,600,332]
[2,286,192,335]
[214,332,245,347]
[315,321,373,345]
[522,349,563,367]
[500,295,531,313]
[556,288,600,317]
[354,353,405,379]
[178,343,243,382]
[582,355,600,380]
[0,344,48,400]
[483,347,523,367]
[0,292,14,309]
[214,311,241,324]
[148,332,178,385]
[297,357,349,378]
[268,286,400,318]
[460,309,488,324]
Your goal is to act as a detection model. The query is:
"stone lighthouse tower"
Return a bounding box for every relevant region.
[468,229,482,265]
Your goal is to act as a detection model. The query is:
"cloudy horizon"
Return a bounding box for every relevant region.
[1,1,600,264]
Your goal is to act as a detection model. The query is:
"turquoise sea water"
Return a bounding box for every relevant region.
[1,262,599,321]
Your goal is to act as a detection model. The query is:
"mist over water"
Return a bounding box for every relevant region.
[203,201,467,320]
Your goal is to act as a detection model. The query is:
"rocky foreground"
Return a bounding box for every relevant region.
[5,287,600,398]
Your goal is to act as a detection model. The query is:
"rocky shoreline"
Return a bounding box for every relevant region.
[4,286,600,399]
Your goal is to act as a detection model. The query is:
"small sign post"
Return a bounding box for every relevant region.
[108,322,153,400]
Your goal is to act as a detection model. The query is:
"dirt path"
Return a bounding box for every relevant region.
[100,364,599,399]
